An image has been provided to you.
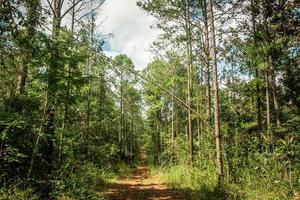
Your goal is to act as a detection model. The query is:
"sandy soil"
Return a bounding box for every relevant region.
[104,149,183,200]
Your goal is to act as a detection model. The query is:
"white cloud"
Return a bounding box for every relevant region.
[96,0,160,70]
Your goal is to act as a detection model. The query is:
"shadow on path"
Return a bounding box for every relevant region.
[103,148,183,200]
[103,148,228,200]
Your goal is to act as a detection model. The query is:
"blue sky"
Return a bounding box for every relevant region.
[97,0,160,70]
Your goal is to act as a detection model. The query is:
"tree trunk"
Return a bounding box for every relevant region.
[43,0,62,175]
[208,0,223,181]
[202,0,211,122]
[171,92,175,162]
[184,0,193,164]
[119,73,124,154]
[263,0,281,128]
[16,0,40,95]
[130,112,134,164]
[98,72,105,146]
[156,110,161,165]
[16,64,28,95]
[59,0,77,162]
[265,71,271,131]
[250,0,262,131]
[269,56,281,127]
[84,13,95,153]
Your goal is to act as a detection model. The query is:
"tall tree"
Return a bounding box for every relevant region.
[250,0,262,132]
[201,0,211,122]
[208,0,223,180]
[184,0,194,164]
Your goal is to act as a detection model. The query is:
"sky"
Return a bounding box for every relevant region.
[97,0,160,70]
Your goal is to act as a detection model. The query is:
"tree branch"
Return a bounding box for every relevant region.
[46,0,56,15]
[61,0,84,19]
[74,1,105,24]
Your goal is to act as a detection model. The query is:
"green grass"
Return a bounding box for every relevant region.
[0,183,39,200]
[151,164,228,200]
[150,164,295,200]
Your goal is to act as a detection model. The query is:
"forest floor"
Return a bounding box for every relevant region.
[103,148,184,200]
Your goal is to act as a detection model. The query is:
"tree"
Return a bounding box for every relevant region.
[208,0,223,181]
[112,54,137,160]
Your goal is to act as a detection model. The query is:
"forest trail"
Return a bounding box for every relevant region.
[104,147,183,200]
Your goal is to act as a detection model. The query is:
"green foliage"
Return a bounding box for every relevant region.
[0,95,41,180]
[0,182,39,200]
[53,162,113,200]
[151,165,231,200]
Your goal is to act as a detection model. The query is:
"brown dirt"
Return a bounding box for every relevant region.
[104,148,183,200]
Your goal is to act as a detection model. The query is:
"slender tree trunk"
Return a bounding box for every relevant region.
[16,64,28,95]
[250,0,262,131]
[59,0,77,162]
[208,0,223,181]
[98,72,105,146]
[184,0,193,164]
[196,96,203,160]
[61,0,76,130]
[84,14,95,153]
[202,0,211,121]
[263,0,281,128]
[265,71,271,131]
[124,120,128,158]
[269,56,281,127]
[196,99,200,142]
[16,0,40,95]
[130,112,134,164]
[250,0,263,151]
[119,74,124,154]
[156,110,161,165]
[43,0,62,175]
[171,91,175,162]
[84,66,91,149]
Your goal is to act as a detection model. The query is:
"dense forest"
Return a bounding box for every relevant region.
[0,0,299,199]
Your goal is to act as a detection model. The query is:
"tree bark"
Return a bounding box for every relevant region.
[171,72,176,162]
[208,0,223,181]
[269,56,281,127]
[156,110,161,165]
[98,72,105,146]
[184,0,194,164]
[119,72,124,154]
[202,0,211,121]
[265,71,271,131]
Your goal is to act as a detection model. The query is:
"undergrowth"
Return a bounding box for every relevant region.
[0,184,39,200]
[0,161,134,200]
[53,162,114,199]
[151,164,296,200]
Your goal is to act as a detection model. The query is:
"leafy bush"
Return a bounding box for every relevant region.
[0,184,39,200]
[53,162,114,199]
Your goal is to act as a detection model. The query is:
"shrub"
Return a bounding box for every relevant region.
[0,184,39,200]
[53,162,114,199]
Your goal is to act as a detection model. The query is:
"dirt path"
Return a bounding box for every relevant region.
[104,148,183,200]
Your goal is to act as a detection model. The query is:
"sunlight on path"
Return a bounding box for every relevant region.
[104,148,182,200]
